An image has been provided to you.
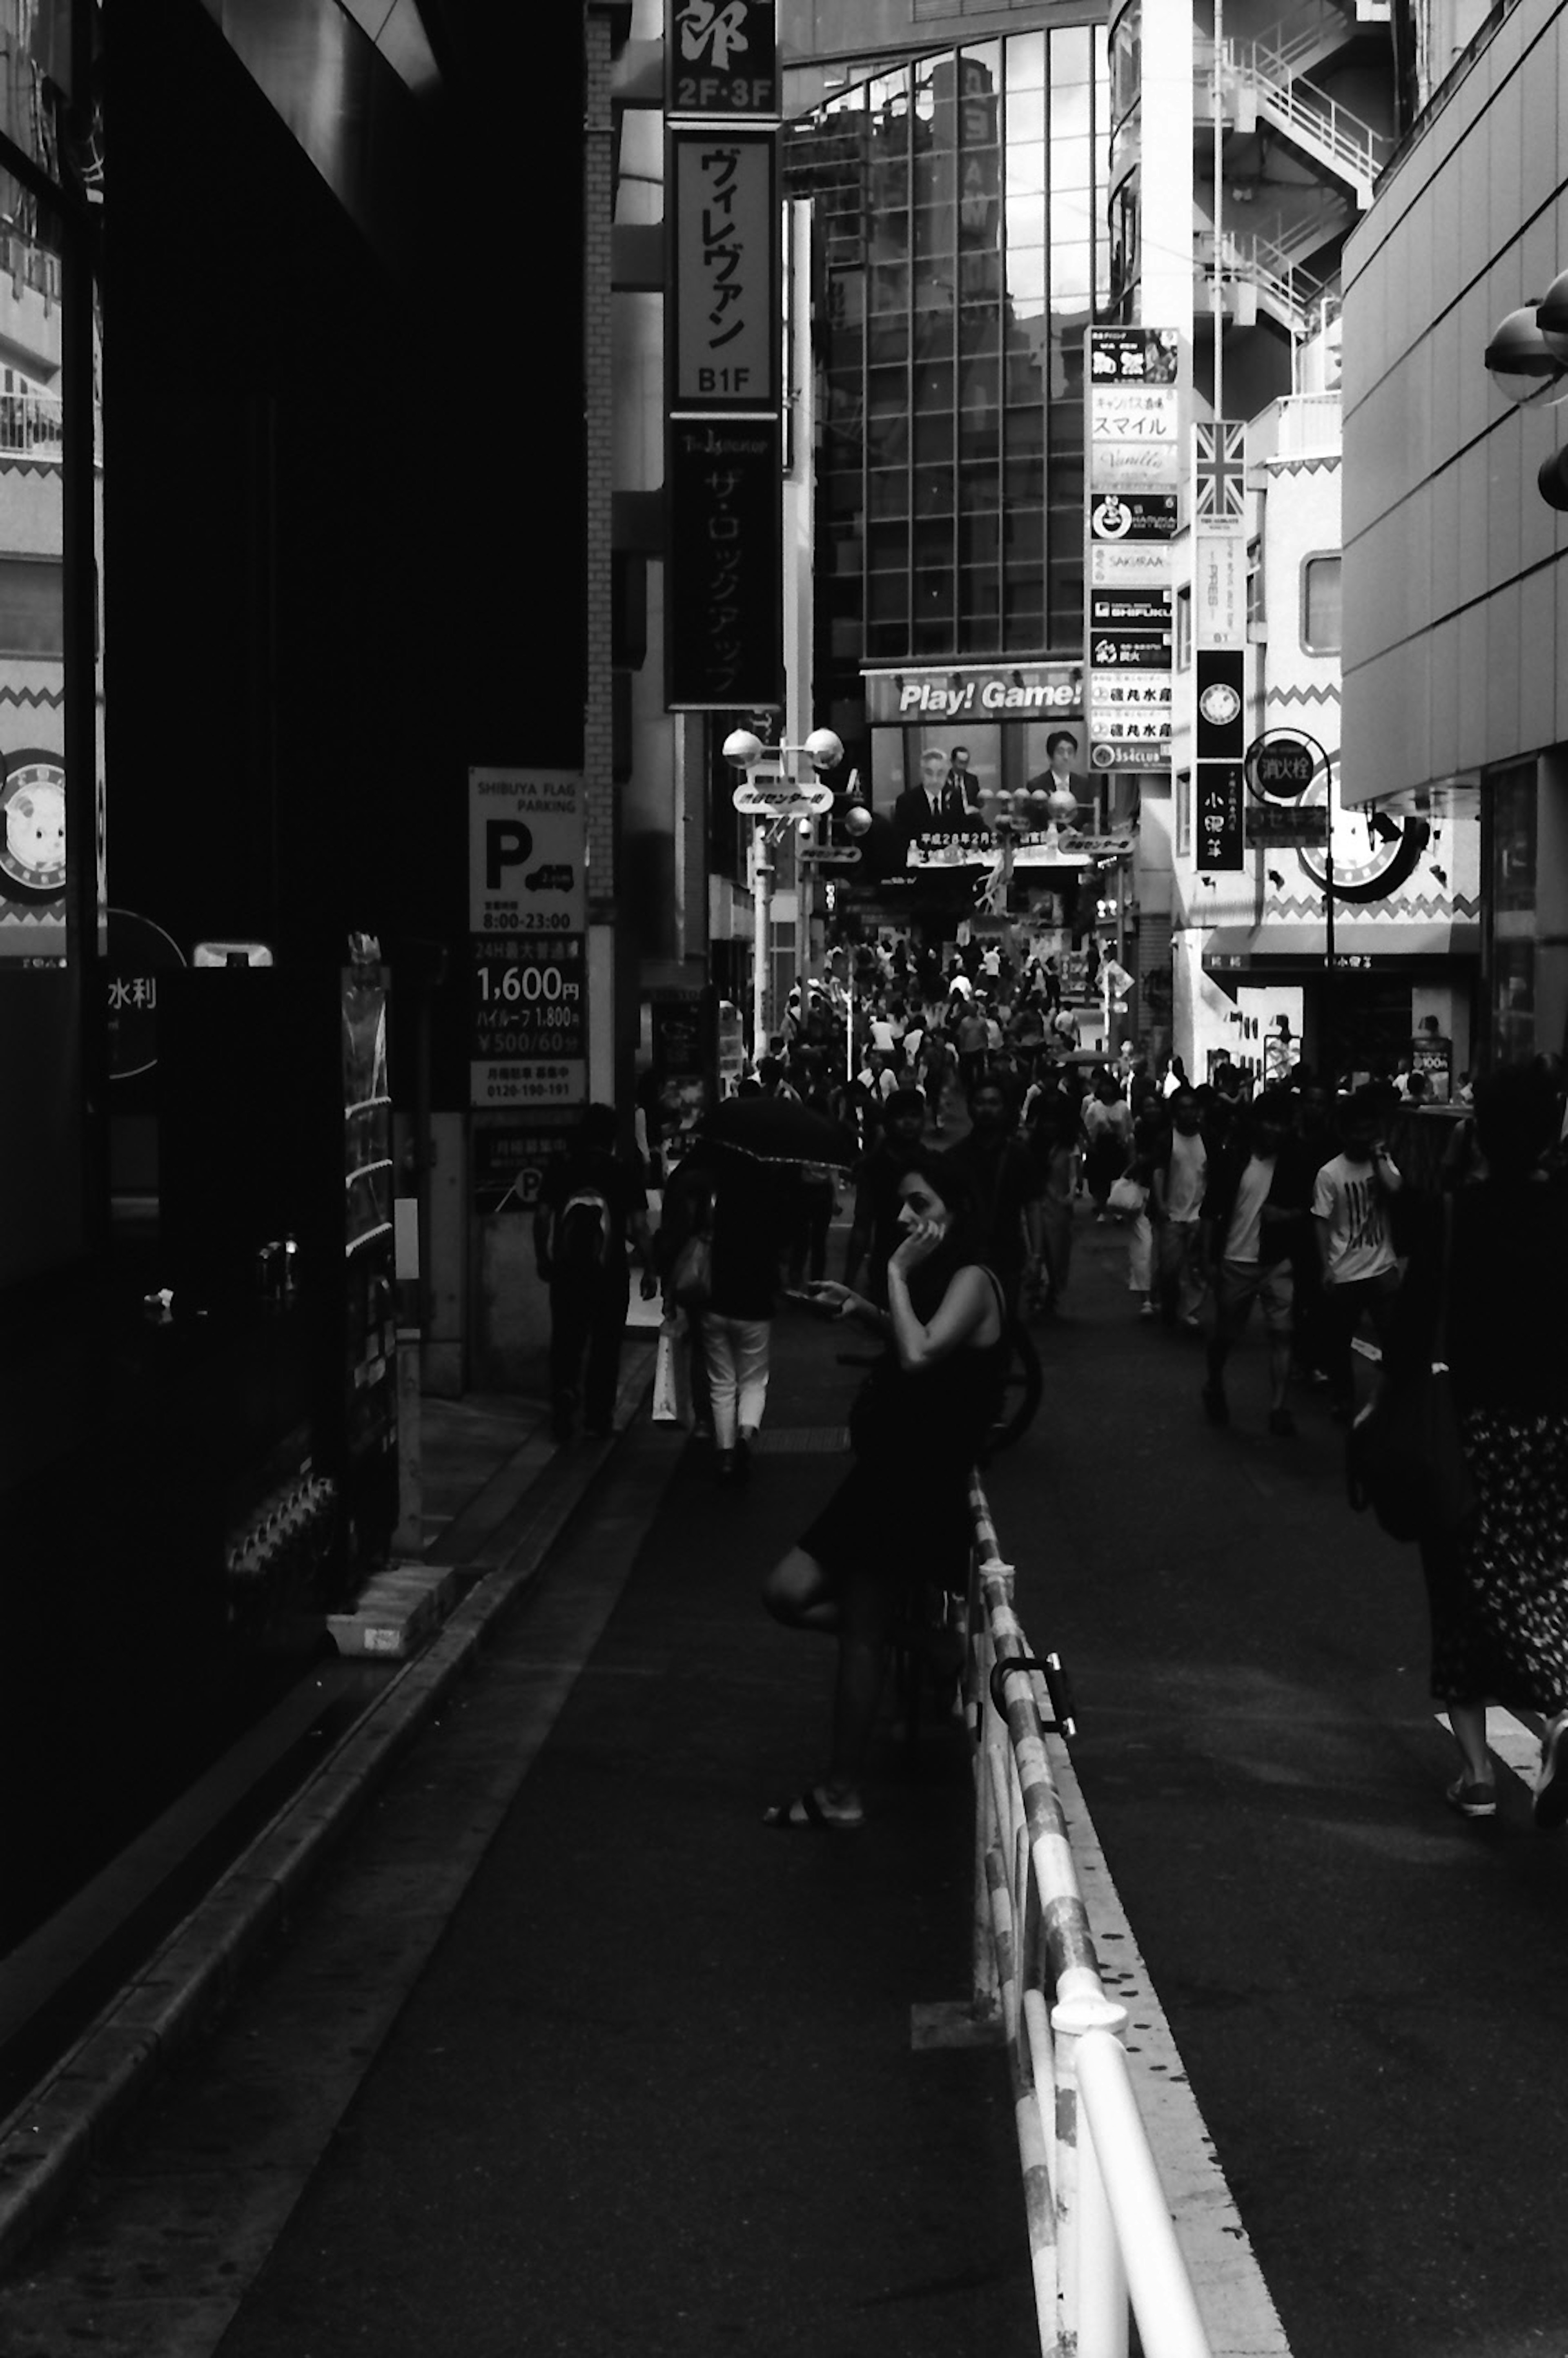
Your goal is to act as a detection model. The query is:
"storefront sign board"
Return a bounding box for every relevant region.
[666,418,782,710]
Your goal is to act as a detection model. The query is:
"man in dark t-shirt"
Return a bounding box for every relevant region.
[534,1105,655,1440]
[944,1075,1044,1314]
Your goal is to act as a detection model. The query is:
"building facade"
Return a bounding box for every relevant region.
[1341,0,1568,1069]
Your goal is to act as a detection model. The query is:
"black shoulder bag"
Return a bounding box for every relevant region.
[1347,1195,1479,1548]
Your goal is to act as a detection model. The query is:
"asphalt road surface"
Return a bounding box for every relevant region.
[988,1215,1568,2358]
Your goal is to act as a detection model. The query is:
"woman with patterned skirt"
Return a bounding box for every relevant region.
[1390,1063,1568,1820]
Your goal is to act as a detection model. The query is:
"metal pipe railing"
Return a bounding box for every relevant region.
[964,1475,1213,2358]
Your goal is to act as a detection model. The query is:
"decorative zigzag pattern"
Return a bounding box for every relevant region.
[1266,685,1339,707]
[0,685,62,707]
[1270,456,1340,475]
[0,457,61,478]
[1265,891,1480,921]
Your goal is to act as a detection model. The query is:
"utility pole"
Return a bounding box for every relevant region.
[1213,0,1225,424]
[752,822,773,1057]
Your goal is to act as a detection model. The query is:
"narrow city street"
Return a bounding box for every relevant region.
[6,1204,1568,2357]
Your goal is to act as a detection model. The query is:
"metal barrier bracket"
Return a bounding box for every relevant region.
[909,1997,1006,2051]
[989,1650,1077,1739]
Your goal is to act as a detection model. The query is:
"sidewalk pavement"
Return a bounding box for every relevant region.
[1,1309,1040,2354]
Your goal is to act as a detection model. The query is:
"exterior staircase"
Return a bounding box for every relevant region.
[1198,225,1332,341]
[1200,16,1392,210]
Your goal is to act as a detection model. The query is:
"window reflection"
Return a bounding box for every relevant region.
[784,22,1108,665]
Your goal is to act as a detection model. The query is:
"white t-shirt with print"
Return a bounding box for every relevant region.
[1312,1151,1399,1282]
[1224,1153,1276,1264]
[1165,1130,1207,1224]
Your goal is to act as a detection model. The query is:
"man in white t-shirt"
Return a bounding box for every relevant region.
[1150,1086,1209,1328]
[1312,1086,1404,1420]
[1199,1090,1315,1435]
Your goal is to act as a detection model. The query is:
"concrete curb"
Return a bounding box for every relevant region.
[0,1353,660,2274]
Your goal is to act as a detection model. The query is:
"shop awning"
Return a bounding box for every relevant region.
[1202,919,1481,969]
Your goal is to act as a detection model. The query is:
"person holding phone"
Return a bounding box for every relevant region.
[760,1152,1008,1830]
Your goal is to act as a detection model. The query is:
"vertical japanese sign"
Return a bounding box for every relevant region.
[1192,421,1249,871]
[670,134,778,410]
[666,0,782,716]
[468,769,588,1110]
[666,419,782,708]
[666,0,777,118]
[1085,328,1180,773]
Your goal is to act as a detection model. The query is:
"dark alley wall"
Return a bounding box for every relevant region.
[103,0,586,1103]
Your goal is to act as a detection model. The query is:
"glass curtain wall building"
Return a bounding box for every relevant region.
[784,22,1110,761]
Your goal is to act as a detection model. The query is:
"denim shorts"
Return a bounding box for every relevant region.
[1214,1258,1294,1339]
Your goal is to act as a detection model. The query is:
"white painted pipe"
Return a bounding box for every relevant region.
[1075,2029,1213,2358]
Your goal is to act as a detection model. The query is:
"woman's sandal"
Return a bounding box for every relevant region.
[762,1785,864,1832]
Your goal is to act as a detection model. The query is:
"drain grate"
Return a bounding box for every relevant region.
[748,1427,850,1455]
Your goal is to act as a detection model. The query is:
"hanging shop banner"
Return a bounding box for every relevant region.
[1087,326,1180,389]
[1086,328,1181,776]
[1194,525,1246,650]
[468,768,588,1111]
[666,417,783,709]
[1195,649,1246,760]
[1089,539,1174,588]
[1088,665,1172,769]
[669,131,779,411]
[1193,418,1248,535]
[666,0,779,120]
[1088,492,1180,543]
[1197,762,1246,872]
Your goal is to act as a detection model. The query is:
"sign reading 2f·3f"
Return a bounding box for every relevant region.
[667,0,778,118]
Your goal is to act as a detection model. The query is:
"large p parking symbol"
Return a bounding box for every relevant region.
[486,820,533,889]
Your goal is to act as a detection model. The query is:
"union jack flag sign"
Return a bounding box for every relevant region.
[1193,419,1247,531]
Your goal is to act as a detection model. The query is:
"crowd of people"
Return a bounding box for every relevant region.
[539,944,1568,1837]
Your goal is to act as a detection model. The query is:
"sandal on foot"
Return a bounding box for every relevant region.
[762,1786,864,1832]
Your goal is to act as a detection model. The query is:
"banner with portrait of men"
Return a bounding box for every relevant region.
[862,662,1115,886]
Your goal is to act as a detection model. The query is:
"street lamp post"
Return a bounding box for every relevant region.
[721,725,844,1065]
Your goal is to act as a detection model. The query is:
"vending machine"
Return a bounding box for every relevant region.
[157,940,399,1624]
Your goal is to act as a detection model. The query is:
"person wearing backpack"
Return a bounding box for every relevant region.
[534,1104,657,1442]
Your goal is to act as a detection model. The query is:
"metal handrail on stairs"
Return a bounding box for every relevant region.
[1244,39,1391,194]
[1203,30,1390,203]
[1198,225,1329,343]
[1251,0,1355,85]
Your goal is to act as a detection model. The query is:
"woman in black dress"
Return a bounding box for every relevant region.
[760,1151,1008,1829]
[1391,1063,1568,1820]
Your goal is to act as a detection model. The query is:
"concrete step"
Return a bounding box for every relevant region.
[323,1561,467,1659]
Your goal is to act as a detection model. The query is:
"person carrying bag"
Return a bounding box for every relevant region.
[1347,1192,1476,1547]
[1365,1064,1568,1824]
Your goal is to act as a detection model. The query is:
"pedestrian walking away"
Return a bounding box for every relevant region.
[1383,1063,1568,1822]
[760,1152,1009,1830]
[534,1104,658,1442]
[1312,1085,1404,1420]
[658,1137,785,1484]
[1198,1087,1317,1435]
[943,1072,1045,1316]
[1149,1084,1209,1329]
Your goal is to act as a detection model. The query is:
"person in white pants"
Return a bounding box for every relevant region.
[683,1141,784,1484]
[702,1315,772,1469]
